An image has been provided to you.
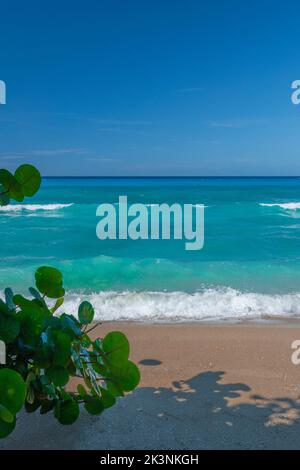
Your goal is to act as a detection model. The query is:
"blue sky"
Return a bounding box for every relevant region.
[0,0,300,176]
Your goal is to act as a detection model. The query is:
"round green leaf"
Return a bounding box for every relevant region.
[0,314,20,343]
[34,346,51,369]
[0,299,10,315]
[47,366,69,387]
[0,404,14,423]
[0,416,16,438]
[92,360,108,376]
[84,397,104,415]
[0,169,24,202]
[102,331,130,366]
[78,301,94,325]
[14,164,41,197]
[119,361,141,392]
[55,400,79,425]
[100,388,116,409]
[35,266,65,299]
[0,368,26,414]
[106,381,124,398]
[53,331,72,366]
[0,184,10,206]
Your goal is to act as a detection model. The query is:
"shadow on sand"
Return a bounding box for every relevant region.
[1,371,300,449]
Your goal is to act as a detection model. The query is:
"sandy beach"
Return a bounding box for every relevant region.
[1,322,300,450]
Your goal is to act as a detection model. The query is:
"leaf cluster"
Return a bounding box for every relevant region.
[0,165,140,437]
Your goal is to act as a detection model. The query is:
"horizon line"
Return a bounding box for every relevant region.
[42,175,300,179]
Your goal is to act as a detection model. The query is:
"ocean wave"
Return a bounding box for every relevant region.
[145,204,208,208]
[0,203,74,212]
[54,288,300,322]
[113,203,208,208]
[260,202,300,210]
[1,287,300,322]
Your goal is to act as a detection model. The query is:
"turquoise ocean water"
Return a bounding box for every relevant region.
[1,177,300,322]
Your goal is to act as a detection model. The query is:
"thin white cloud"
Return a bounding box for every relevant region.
[92,118,152,126]
[175,87,204,93]
[30,148,89,156]
[208,118,269,128]
[44,112,152,126]
[97,127,147,136]
[0,148,89,159]
[86,157,120,162]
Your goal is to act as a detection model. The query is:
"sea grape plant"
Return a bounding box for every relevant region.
[0,164,140,438]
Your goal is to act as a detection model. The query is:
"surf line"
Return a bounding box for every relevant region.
[96,195,204,251]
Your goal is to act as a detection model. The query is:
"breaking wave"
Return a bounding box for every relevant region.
[0,203,74,212]
[56,288,300,323]
[260,202,300,210]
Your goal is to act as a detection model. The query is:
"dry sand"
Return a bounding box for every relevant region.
[2,322,300,450]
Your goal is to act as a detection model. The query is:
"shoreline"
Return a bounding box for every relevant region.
[95,316,300,326]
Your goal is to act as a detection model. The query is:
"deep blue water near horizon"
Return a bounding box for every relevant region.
[1,176,300,322]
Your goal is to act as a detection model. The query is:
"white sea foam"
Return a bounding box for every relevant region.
[55,288,300,322]
[114,203,208,208]
[2,287,300,322]
[260,202,300,210]
[0,203,73,212]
